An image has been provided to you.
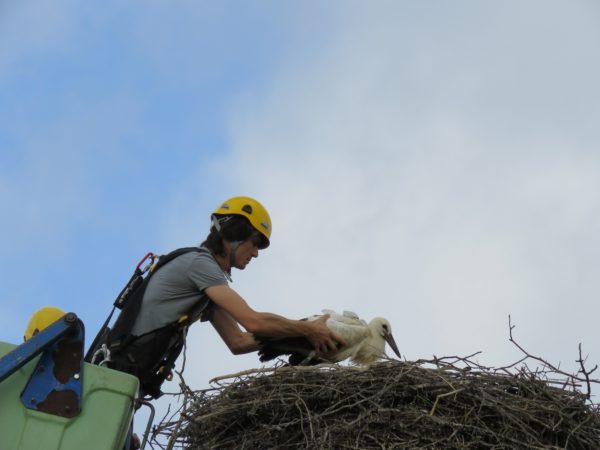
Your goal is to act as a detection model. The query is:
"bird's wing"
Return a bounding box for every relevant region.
[343,310,368,326]
[325,318,370,343]
[255,335,313,362]
[322,319,370,362]
[342,310,360,320]
[321,309,366,326]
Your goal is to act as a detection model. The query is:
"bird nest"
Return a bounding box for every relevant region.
[153,354,600,449]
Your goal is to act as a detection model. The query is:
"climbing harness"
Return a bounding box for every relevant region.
[85,247,206,399]
[85,252,156,363]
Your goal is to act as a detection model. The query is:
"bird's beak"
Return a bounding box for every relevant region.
[384,331,401,358]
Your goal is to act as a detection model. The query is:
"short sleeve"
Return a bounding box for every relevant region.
[185,251,228,292]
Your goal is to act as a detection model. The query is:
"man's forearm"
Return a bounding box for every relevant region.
[245,312,311,338]
[234,332,261,354]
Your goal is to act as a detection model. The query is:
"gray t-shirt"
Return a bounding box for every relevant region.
[130,248,228,336]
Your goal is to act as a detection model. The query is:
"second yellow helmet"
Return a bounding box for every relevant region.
[24,306,66,341]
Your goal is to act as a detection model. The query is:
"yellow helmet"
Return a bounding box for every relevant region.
[213,196,272,248]
[24,306,66,341]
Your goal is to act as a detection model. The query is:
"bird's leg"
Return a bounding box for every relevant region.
[299,350,318,366]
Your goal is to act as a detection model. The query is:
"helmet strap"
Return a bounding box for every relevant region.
[211,215,221,231]
[210,214,245,273]
[228,240,242,273]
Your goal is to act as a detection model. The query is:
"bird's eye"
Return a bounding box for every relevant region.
[382,324,389,331]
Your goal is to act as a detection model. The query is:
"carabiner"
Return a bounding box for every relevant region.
[136,252,156,274]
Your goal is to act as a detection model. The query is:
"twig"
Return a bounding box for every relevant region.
[577,343,598,400]
[429,388,464,416]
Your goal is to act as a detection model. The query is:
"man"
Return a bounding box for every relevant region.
[104,196,346,399]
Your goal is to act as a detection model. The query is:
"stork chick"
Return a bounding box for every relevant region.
[256,310,401,366]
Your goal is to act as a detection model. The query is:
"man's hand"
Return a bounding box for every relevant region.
[130,433,141,450]
[306,314,347,355]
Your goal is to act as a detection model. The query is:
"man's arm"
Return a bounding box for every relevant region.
[205,284,346,354]
[209,305,260,354]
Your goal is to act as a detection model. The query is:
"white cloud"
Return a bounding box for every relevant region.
[206,1,600,372]
[143,0,600,439]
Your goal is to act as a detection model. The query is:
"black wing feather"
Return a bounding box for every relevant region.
[256,335,319,365]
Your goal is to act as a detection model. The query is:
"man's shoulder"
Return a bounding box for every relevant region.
[185,249,228,285]
[157,247,214,272]
[166,246,209,260]
[185,248,221,271]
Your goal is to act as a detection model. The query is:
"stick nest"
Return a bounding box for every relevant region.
[155,357,600,449]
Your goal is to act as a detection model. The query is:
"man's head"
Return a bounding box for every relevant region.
[203,197,272,268]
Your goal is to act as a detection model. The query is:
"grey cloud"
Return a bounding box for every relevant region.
[218,1,600,372]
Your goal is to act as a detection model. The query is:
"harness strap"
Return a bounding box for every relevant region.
[88,246,208,398]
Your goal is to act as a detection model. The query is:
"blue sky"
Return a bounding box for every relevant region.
[2,0,600,440]
[1,1,321,335]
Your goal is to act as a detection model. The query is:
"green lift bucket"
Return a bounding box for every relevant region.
[0,340,139,450]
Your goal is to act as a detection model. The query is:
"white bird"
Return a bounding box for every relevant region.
[257,310,401,366]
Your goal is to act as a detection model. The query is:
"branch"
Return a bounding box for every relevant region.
[507,315,599,397]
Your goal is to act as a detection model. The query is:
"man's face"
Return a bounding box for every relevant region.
[233,235,262,270]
